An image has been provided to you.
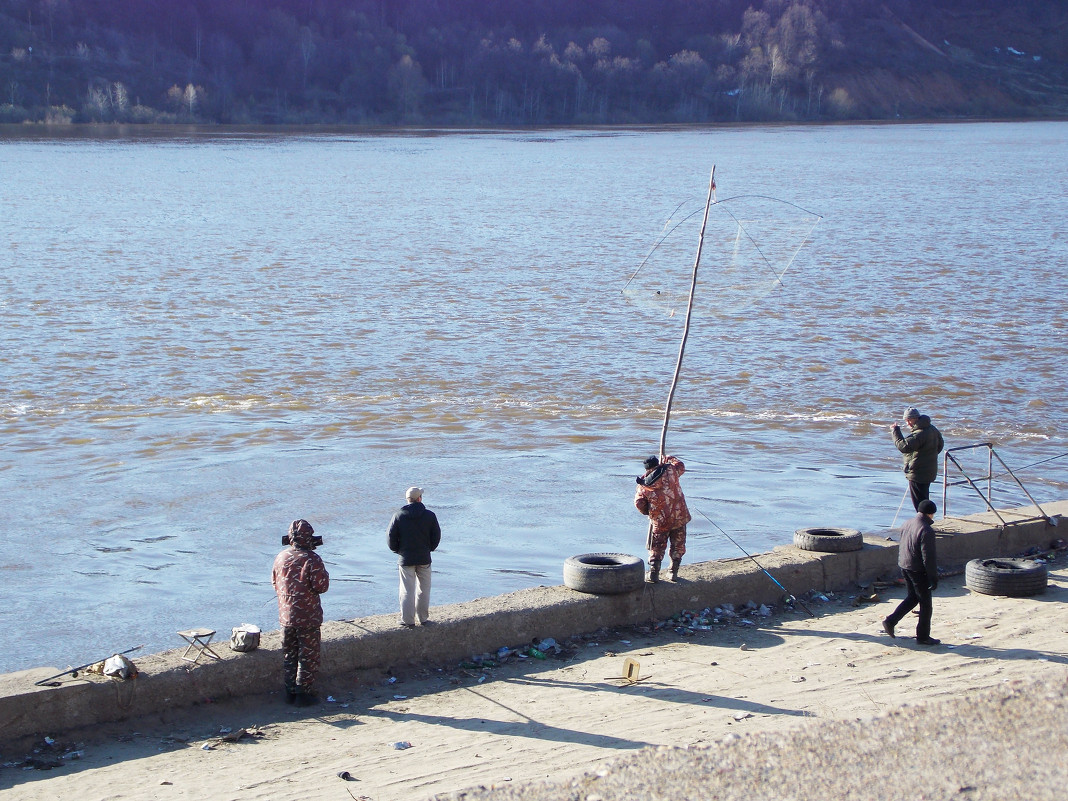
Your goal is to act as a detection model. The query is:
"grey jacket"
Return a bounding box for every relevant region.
[893,415,944,483]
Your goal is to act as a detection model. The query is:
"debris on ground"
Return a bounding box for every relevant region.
[10,736,84,770]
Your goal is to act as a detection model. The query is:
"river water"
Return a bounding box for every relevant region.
[2,122,1066,674]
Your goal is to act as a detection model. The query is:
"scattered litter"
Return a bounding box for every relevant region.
[965,634,982,640]
[739,644,750,651]
[326,696,337,703]
[338,770,355,781]
[852,589,880,606]
[386,676,397,684]
[218,727,232,735]
[604,657,649,684]
[201,744,213,751]
[44,737,55,746]
[391,741,412,750]
[477,676,486,684]
[393,695,408,700]
[732,711,752,721]
[60,750,84,760]
[790,676,806,683]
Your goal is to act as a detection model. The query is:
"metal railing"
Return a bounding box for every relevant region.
[942,443,1054,528]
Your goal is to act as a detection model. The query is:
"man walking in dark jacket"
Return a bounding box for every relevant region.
[892,406,945,511]
[882,499,940,646]
[387,486,441,628]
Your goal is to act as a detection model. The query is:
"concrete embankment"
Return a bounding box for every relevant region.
[1,501,1062,747]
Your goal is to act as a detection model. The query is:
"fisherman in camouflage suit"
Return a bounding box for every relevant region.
[272,519,330,706]
[634,455,691,583]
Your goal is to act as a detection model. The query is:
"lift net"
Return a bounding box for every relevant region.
[621,194,822,320]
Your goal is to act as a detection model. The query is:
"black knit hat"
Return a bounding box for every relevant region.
[918,499,937,515]
[643,455,659,470]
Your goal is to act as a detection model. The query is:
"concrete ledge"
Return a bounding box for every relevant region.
[2,500,1063,747]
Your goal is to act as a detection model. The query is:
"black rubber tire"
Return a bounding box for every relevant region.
[793,527,863,553]
[965,558,1048,597]
[563,553,645,595]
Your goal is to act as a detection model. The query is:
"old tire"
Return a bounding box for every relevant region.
[965,558,1048,597]
[793,527,863,553]
[563,553,645,595]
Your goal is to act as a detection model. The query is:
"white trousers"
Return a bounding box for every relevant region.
[399,564,432,625]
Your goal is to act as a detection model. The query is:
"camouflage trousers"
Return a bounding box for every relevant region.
[282,625,321,695]
[648,524,687,562]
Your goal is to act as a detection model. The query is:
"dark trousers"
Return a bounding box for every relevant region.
[282,625,321,695]
[908,480,931,511]
[885,569,933,641]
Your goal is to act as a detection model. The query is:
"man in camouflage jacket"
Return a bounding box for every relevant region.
[272,519,329,706]
[634,454,691,583]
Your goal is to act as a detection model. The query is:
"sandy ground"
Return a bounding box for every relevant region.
[3,556,1067,801]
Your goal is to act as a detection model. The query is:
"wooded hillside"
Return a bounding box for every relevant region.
[2,0,1066,124]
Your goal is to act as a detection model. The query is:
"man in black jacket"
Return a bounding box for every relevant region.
[387,487,441,629]
[882,499,940,646]
[892,406,945,511]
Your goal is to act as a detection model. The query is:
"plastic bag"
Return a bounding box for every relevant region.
[230,624,261,652]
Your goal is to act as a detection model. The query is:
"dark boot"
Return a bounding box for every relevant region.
[669,558,681,581]
[647,558,662,583]
[284,689,297,705]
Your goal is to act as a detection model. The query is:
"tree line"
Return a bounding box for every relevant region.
[1,0,1065,125]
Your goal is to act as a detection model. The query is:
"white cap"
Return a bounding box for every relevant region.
[406,486,423,502]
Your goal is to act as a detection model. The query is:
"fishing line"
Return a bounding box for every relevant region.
[622,192,823,312]
[621,200,704,294]
[693,506,815,617]
[888,486,911,529]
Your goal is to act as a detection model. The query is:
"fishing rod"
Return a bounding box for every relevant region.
[34,644,145,686]
[693,507,815,617]
[660,166,716,457]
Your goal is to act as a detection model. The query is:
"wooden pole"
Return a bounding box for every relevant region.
[658,166,716,458]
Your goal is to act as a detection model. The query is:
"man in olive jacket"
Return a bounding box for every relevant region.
[387,487,441,628]
[892,406,944,511]
[882,499,940,646]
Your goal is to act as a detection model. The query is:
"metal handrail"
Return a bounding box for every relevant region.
[942,443,1053,528]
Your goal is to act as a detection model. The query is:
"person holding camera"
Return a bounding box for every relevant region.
[271,518,330,705]
[387,487,441,629]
